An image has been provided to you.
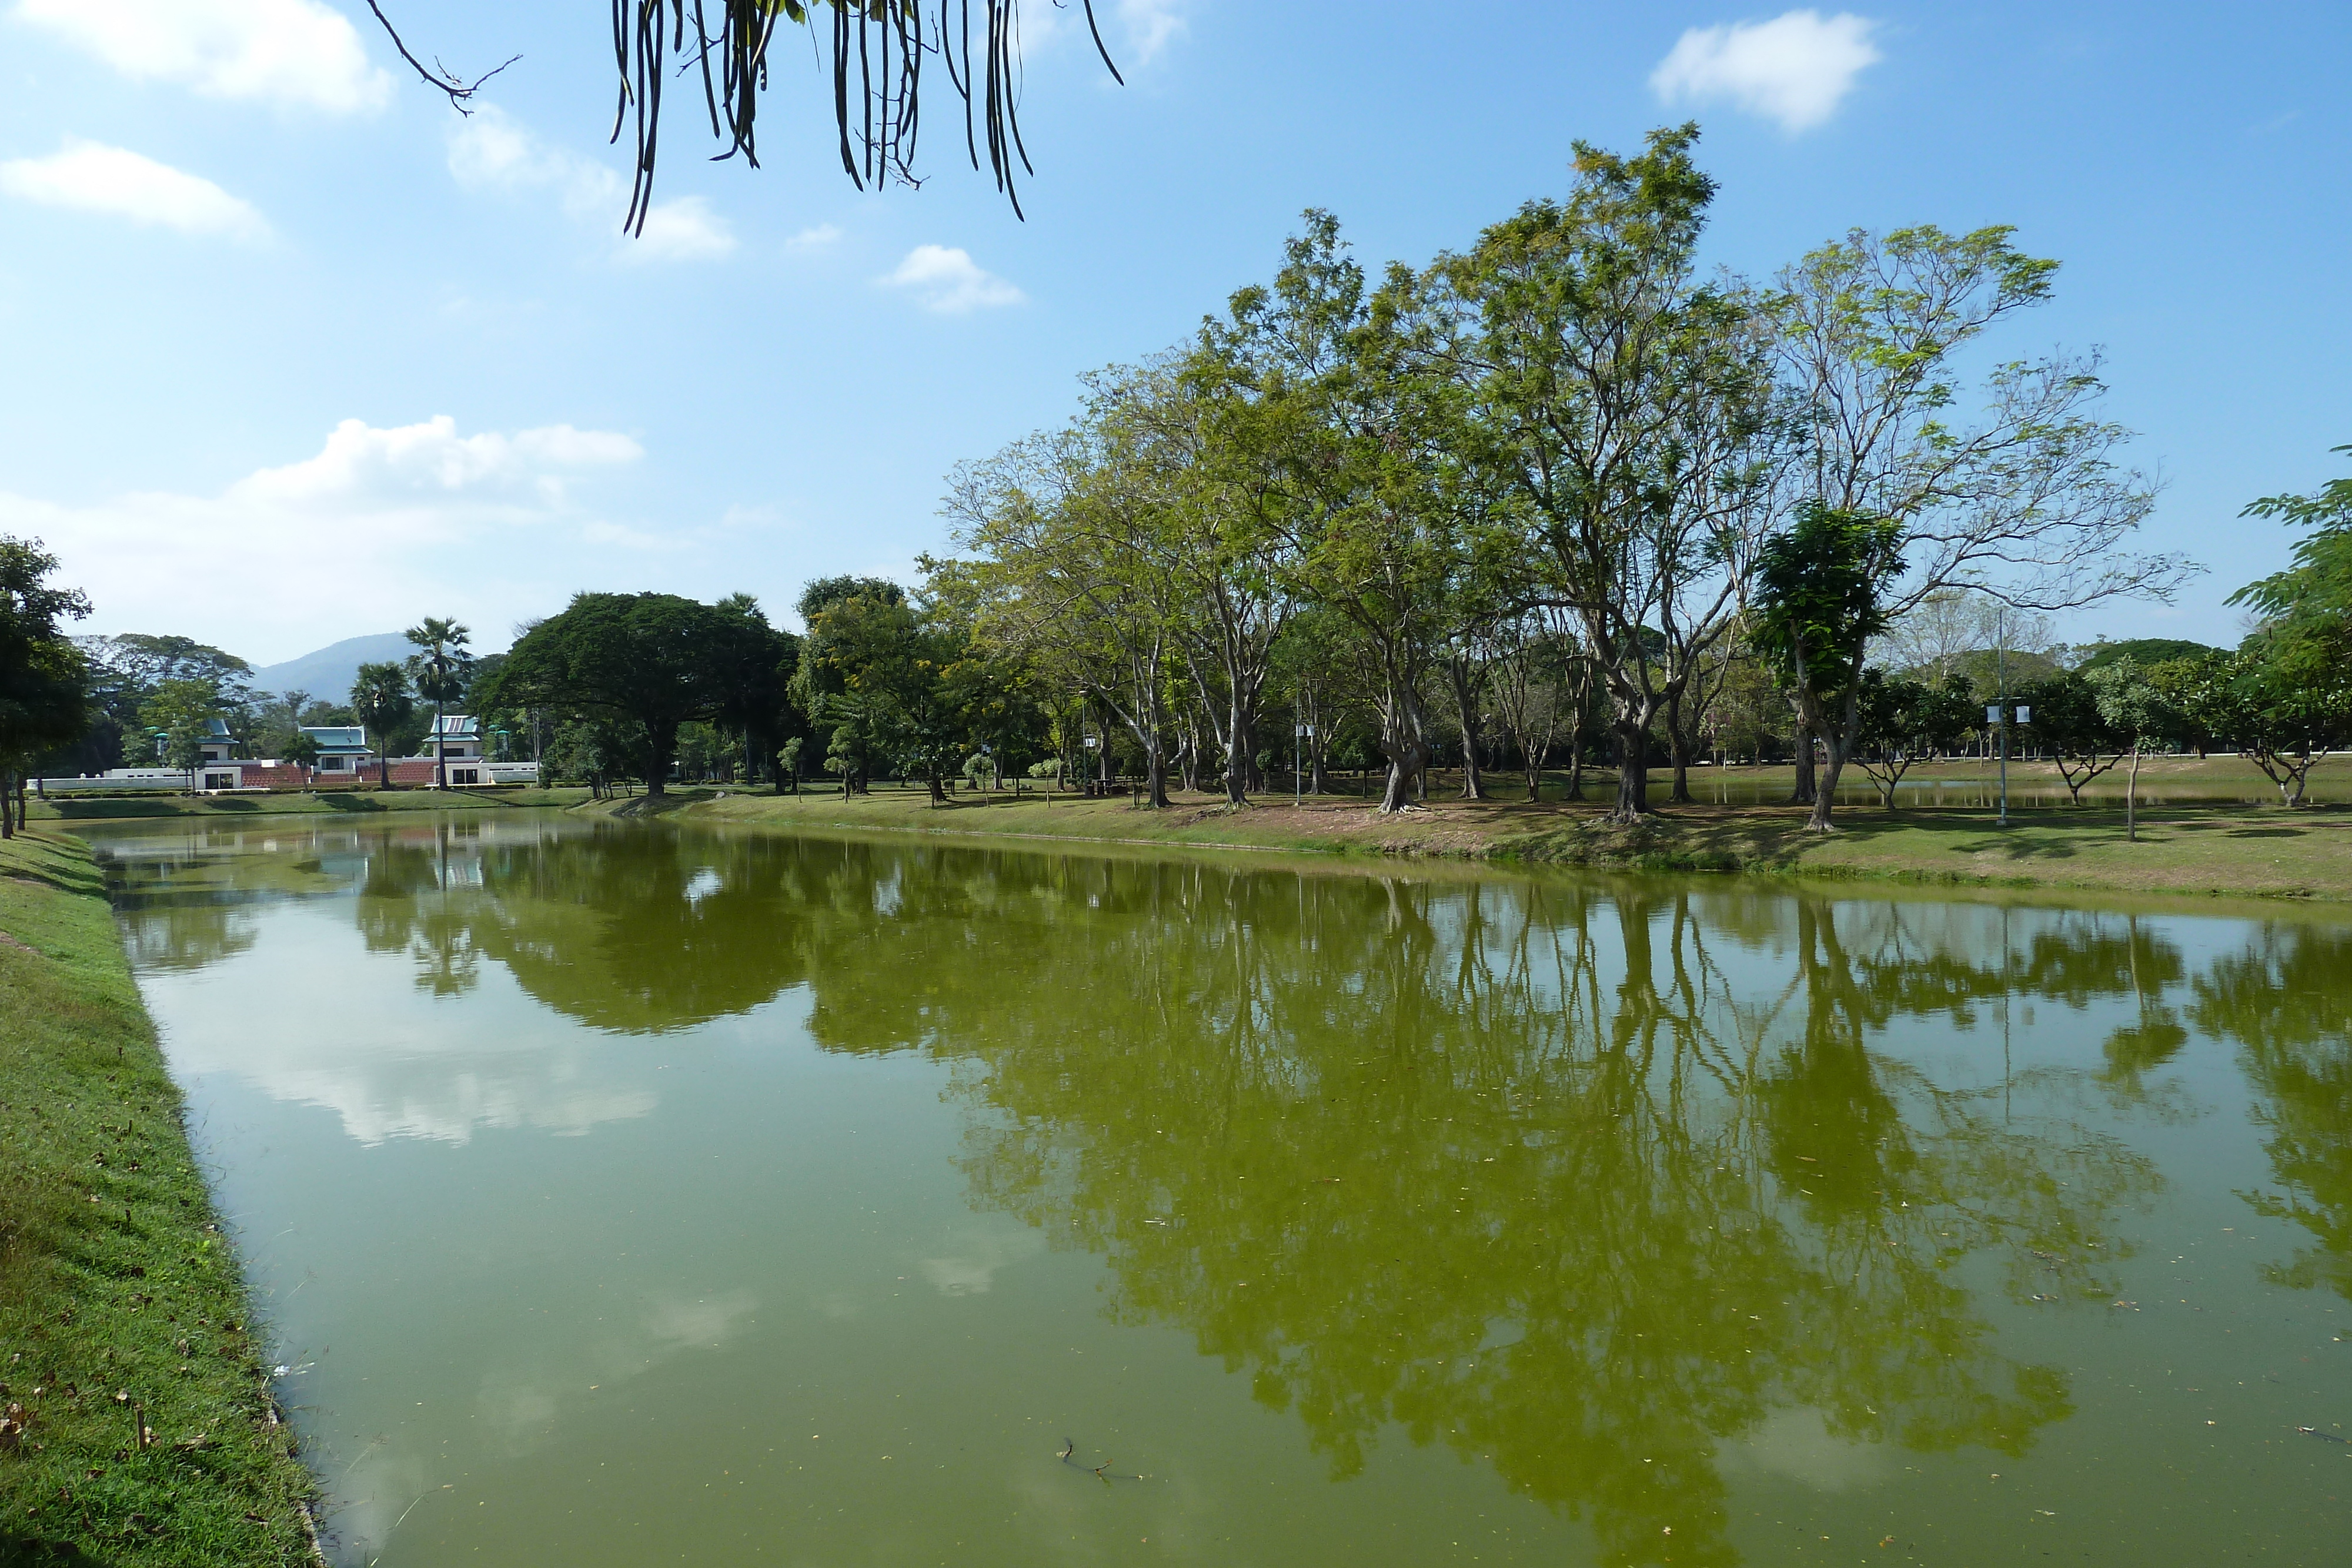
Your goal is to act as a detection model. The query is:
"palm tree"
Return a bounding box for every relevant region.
[405,619,473,790]
[350,662,414,788]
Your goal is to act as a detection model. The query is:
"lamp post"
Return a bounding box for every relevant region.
[1995,609,2009,827]
[1294,723,1314,805]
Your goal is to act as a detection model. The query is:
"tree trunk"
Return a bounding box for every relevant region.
[1790,726,1817,805]
[1611,723,1649,823]
[927,770,948,803]
[1803,676,1866,833]
[1448,654,1486,801]
[1225,690,1252,807]
[1666,691,1693,805]
[2126,742,2141,841]
[1,769,14,838]
[1378,741,1429,813]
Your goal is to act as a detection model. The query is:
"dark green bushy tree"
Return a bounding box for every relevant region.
[482,592,778,795]
[0,537,92,834]
[1750,503,1905,826]
[2016,670,2127,805]
[1848,671,1973,807]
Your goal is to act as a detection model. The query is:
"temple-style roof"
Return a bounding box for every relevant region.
[300,726,371,755]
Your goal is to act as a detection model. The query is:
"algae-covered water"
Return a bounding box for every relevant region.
[89,815,2352,1566]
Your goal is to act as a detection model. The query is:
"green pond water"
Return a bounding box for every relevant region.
[88,815,2352,1567]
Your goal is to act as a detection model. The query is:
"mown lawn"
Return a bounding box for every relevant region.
[681,780,2352,902]
[1,831,319,1566]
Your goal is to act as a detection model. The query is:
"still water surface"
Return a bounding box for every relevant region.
[89,815,2352,1566]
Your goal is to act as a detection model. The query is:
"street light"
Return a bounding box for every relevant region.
[1294,723,1314,804]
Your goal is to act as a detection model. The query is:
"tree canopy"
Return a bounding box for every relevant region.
[480,591,790,794]
[0,536,91,835]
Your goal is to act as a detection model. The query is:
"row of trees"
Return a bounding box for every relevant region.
[933,127,2186,831]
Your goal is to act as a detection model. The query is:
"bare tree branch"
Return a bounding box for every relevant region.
[363,1,519,115]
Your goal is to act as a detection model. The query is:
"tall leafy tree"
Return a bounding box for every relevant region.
[1766,221,2183,829]
[1198,211,1477,813]
[948,393,1188,807]
[0,537,92,835]
[800,587,972,801]
[1444,125,1772,823]
[791,577,906,795]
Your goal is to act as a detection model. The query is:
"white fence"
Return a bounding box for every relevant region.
[36,760,543,794]
[35,770,193,794]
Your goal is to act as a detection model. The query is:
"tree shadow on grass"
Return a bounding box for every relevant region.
[315,794,387,813]
[0,1535,108,1566]
[42,798,185,820]
[0,842,99,897]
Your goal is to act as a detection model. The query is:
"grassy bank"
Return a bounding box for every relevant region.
[1,832,318,1566]
[26,786,590,824]
[674,781,2352,902]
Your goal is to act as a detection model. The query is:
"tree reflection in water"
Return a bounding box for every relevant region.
[787,852,2164,1566]
[2191,925,2352,1303]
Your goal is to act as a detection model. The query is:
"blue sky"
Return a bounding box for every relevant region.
[1,1,2344,664]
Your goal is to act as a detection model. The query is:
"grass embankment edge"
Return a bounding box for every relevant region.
[1,831,321,1567]
[652,785,2352,905]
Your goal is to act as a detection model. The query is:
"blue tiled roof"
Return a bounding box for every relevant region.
[430,714,481,738]
[301,726,370,753]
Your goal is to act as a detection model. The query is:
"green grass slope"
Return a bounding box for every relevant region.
[1,833,318,1566]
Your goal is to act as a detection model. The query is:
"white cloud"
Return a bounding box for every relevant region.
[785,222,843,252]
[626,196,736,263]
[448,105,619,216]
[15,0,391,114]
[1020,0,1188,67]
[1117,0,1189,65]
[1651,10,1881,133]
[228,416,642,506]
[0,416,645,658]
[0,139,269,240]
[880,244,1024,314]
[448,107,733,262]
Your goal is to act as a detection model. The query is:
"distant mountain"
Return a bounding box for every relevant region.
[250,633,415,707]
